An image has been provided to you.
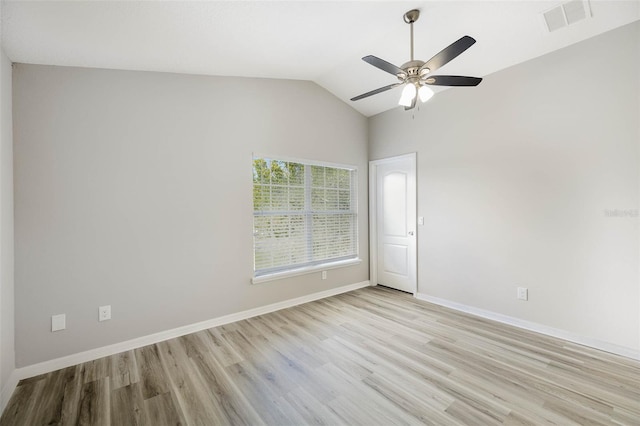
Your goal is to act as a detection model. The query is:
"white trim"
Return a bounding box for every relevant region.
[252,152,357,171]
[252,258,362,284]
[5,281,370,396]
[369,153,417,294]
[369,161,378,288]
[0,370,19,413]
[415,293,640,361]
[638,63,640,369]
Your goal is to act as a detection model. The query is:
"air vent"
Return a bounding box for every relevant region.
[542,0,592,32]
[543,7,567,32]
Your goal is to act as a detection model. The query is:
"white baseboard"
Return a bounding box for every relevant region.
[415,293,640,361]
[2,280,370,412]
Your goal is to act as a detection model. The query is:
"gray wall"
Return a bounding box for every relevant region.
[369,22,640,352]
[13,65,368,367]
[0,49,14,390]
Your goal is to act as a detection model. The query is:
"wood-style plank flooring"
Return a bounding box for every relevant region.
[2,286,639,425]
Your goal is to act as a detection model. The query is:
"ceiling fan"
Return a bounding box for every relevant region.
[351,9,482,110]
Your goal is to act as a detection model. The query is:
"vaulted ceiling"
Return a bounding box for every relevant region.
[2,1,638,117]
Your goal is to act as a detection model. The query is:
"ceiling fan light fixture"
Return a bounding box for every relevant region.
[398,83,417,106]
[418,85,434,102]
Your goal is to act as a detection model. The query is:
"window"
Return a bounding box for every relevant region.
[252,156,358,280]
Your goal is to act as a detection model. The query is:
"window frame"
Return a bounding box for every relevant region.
[251,154,361,284]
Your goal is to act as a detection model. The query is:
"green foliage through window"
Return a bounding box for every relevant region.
[253,157,357,276]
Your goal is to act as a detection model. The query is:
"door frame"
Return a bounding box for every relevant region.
[369,152,417,295]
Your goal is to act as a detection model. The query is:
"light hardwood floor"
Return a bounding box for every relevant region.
[2,286,639,425]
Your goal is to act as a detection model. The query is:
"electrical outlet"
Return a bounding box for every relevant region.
[321,271,327,280]
[517,287,528,301]
[99,305,111,321]
[51,314,66,332]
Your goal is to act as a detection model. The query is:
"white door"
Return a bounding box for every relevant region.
[370,154,417,294]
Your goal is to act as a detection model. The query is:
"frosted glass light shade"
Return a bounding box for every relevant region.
[418,85,434,102]
[398,84,417,106]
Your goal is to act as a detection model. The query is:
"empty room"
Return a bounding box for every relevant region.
[0,0,639,425]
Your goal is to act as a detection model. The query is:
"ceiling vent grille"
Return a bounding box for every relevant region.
[542,0,592,32]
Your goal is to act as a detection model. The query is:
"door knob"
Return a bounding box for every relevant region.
[408,231,414,236]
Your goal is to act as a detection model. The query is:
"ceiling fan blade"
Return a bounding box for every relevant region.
[424,75,482,86]
[362,55,405,77]
[351,83,402,101]
[421,36,476,74]
[404,95,417,111]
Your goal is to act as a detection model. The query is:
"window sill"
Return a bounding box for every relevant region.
[251,258,362,285]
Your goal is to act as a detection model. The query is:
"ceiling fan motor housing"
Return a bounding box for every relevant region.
[398,60,430,89]
[399,60,425,77]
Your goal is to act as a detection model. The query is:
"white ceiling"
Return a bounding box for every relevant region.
[1,1,639,117]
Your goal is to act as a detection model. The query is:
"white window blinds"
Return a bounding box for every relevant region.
[253,157,358,277]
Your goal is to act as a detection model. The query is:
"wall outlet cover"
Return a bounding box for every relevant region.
[51,314,66,332]
[517,287,528,301]
[99,305,111,321]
